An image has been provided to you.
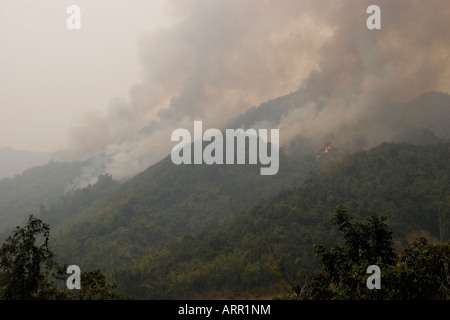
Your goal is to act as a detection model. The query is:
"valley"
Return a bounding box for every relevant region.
[0,91,449,299]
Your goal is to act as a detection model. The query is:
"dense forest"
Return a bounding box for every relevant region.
[109,142,450,299]
[0,91,449,300]
[50,150,318,271]
[13,141,441,299]
[0,215,120,300]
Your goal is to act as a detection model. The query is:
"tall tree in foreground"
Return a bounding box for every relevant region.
[0,215,61,299]
[305,205,396,299]
[272,206,450,299]
[0,215,121,300]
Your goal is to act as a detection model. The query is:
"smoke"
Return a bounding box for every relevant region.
[57,0,450,180]
[278,0,450,151]
[64,154,111,193]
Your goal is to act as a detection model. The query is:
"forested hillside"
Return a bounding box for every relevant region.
[0,154,116,240]
[111,142,450,299]
[0,91,448,300]
[0,161,84,237]
[52,151,318,271]
[41,174,120,229]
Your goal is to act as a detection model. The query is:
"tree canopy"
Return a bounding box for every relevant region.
[0,215,121,300]
[280,206,450,300]
[0,215,59,299]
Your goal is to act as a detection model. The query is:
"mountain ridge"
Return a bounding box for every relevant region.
[113,141,450,299]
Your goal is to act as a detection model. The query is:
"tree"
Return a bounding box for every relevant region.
[0,215,62,299]
[385,237,450,299]
[303,206,396,299]
[58,269,121,300]
[0,215,122,300]
[290,206,450,300]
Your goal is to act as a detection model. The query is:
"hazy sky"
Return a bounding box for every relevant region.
[0,0,172,152]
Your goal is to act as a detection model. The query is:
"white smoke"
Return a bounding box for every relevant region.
[56,0,450,179]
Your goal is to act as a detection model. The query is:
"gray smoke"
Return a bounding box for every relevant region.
[57,0,450,180]
[278,0,450,150]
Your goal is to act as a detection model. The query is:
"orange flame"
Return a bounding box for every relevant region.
[324,146,331,153]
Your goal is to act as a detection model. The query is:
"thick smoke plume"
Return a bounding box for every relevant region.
[57,0,450,181]
[278,0,450,151]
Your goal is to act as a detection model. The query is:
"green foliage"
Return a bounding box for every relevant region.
[304,206,396,299]
[1,92,449,300]
[384,238,450,299]
[56,269,121,300]
[42,173,120,227]
[80,269,120,299]
[53,152,317,271]
[112,142,450,299]
[4,141,448,299]
[283,207,450,300]
[0,215,61,299]
[0,215,121,300]
[330,205,396,266]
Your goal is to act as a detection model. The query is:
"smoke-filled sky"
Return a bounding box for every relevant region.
[1,0,450,179]
[0,0,172,152]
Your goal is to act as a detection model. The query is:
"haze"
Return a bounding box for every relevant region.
[0,0,172,152]
[1,0,449,180]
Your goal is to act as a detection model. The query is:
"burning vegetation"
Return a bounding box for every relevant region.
[316,145,333,159]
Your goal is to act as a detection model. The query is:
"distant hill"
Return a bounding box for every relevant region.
[112,141,450,299]
[0,155,113,238]
[0,147,51,179]
[0,161,84,237]
[394,91,450,140]
[226,90,303,129]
